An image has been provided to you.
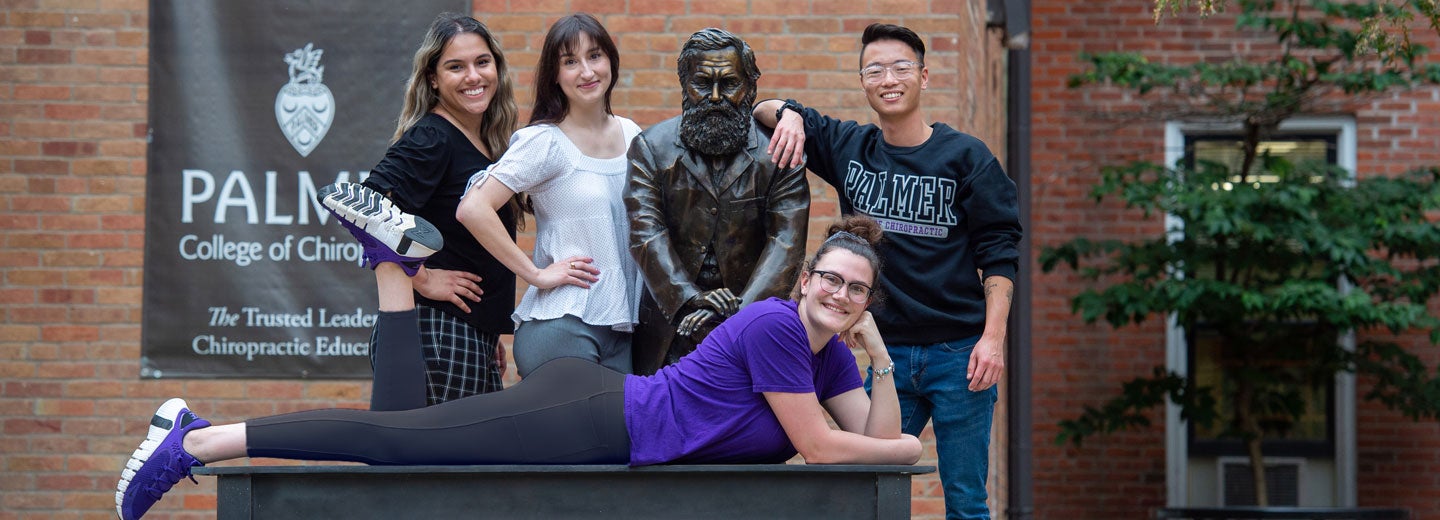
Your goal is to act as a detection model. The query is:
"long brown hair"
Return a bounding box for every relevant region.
[394,13,517,153]
[395,12,524,224]
[529,13,619,127]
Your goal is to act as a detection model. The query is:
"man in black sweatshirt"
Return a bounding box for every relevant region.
[754,23,1022,520]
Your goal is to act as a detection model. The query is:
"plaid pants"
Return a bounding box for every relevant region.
[372,305,504,405]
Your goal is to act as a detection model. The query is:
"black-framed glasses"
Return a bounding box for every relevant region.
[859,60,921,84]
[809,270,873,303]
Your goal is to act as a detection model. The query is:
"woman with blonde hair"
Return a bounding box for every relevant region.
[326,12,522,410]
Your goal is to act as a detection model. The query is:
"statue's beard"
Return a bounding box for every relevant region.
[680,98,750,157]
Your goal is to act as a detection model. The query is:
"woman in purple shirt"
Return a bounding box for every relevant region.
[115,199,921,520]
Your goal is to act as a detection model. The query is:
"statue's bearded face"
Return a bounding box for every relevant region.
[679,47,756,157]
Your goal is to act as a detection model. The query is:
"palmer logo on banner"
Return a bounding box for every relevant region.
[143,0,463,378]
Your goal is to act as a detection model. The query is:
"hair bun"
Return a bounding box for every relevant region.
[827,214,883,247]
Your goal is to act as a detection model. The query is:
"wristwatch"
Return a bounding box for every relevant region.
[775,99,803,122]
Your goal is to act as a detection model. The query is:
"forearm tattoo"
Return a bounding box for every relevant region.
[984,281,1013,304]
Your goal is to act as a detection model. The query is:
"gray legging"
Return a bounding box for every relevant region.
[247,324,630,464]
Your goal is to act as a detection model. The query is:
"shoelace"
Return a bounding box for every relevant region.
[143,448,199,499]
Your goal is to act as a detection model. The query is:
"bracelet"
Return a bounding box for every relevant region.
[872,361,895,381]
[775,98,803,122]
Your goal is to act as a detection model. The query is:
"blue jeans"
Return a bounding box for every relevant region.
[879,336,997,520]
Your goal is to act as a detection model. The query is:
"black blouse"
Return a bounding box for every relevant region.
[365,113,517,334]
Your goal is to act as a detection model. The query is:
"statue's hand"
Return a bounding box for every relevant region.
[694,288,741,316]
[677,308,717,339]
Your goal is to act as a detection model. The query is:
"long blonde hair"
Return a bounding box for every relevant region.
[395,12,523,220]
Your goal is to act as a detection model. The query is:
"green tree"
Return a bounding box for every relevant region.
[1041,0,1440,506]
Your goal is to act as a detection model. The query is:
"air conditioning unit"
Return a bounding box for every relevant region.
[1217,457,1303,506]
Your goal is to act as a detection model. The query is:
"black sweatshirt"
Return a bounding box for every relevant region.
[798,106,1022,344]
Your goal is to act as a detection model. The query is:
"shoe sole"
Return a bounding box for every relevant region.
[318,183,443,257]
[116,398,189,519]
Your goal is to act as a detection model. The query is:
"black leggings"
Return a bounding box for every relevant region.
[247,356,630,464]
[367,310,427,411]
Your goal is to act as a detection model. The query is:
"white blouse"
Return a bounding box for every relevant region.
[468,118,643,331]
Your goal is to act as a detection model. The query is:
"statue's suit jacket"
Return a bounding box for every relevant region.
[625,115,810,374]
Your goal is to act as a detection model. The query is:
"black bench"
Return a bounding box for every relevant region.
[193,464,935,519]
[1155,507,1410,519]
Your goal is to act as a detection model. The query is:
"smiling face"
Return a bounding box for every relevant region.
[556,32,612,109]
[430,32,497,123]
[858,38,928,120]
[796,248,876,338]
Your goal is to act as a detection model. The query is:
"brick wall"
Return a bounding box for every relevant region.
[1031,1,1440,518]
[0,1,1010,518]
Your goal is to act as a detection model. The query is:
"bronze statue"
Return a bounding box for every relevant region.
[625,28,810,375]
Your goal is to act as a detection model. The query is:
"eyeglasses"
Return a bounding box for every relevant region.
[809,270,873,303]
[859,60,921,84]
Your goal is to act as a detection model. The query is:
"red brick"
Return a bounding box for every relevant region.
[726,16,786,35]
[13,85,70,100]
[71,84,135,102]
[573,0,626,13]
[43,104,99,120]
[472,0,508,13]
[69,158,128,175]
[97,140,144,157]
[0,138,41,155]
[99,214,142,230]
[4,419,62,436]
[115,28,145,46]
[73,194,135,212]
[98,104,144,120]
[68,12,128,28]
[691,0,745,15]
[631,0,685,15]
[35,474,92,491]
[13,159,68,175]
[7,232,64,248]
[70,306,132,324]
[752,0,805,15]
[24,29,51,44]
[0,250,40,267]
[13,120,73,138]
[66,233,125,249]
[74,47,138,66]
[9,11,65,27]
[56,121,122,141]
[38,290,94,306]
[17,48,71,64]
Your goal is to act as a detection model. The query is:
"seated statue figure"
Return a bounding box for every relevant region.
[625,28,810,375]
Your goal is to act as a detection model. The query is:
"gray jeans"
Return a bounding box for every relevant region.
[513,315,633,377]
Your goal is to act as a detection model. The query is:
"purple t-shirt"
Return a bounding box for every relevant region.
[625,298,864,465]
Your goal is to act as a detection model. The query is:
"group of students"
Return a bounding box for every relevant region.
[115,12,1021,520]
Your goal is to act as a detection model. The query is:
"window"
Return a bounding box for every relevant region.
[1182,133,1338,457]
[1161,117,1359,507]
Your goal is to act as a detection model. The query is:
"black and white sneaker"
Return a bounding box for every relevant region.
[318,182,443,276]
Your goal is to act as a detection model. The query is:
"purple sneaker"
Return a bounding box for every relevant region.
[116,398,211,520]
[318,182,443,276]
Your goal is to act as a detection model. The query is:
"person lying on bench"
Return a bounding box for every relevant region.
[115,182,921,520]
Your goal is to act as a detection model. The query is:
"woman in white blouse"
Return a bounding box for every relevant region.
[456,13,642,377]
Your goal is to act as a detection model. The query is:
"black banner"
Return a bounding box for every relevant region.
[143,0,463,378]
